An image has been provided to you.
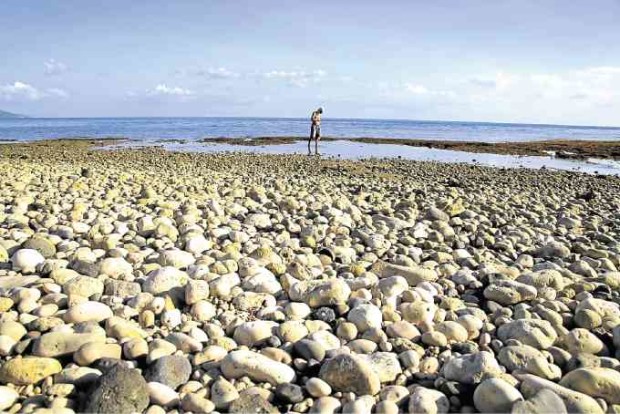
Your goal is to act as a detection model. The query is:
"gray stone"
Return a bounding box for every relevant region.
[84,366,149,414]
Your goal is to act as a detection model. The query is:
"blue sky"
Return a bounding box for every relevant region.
[1,0,619,125]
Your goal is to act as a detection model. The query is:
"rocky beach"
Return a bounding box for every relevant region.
[1,140,620,414]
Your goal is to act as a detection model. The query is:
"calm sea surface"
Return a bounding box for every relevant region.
[1,117,619,142]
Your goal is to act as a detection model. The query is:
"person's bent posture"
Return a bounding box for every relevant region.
[308,107,323,155]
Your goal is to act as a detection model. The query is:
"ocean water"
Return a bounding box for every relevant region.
[1,117,620,142]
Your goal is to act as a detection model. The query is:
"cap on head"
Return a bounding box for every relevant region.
[317,107,323,113]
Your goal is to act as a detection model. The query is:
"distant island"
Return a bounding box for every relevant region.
[0,109,26,118]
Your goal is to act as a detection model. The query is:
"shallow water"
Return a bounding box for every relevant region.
[105,139,620,176]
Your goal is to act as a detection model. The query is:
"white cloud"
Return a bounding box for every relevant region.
[0,81,41,100]
[195,67,239,79]
[47,88,69,98]
[0,81,69,101]
[44,59,68,76]
[405,83,454,97]
[263,69,327,87]
[467,67,620,105]
[147,84,194,96]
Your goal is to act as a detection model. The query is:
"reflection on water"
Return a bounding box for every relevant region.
[103,140,620,176]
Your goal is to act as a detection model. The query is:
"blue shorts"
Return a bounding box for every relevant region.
[310,124,321,140]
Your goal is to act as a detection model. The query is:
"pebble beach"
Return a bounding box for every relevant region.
[1,140,620,413]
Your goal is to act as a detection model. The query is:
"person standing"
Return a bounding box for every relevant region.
[308,107,323,155]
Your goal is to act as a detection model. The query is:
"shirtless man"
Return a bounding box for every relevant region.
[308,107,323,155]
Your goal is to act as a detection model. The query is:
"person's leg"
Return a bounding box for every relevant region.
[315,126,320,155]
[308,125,313,154]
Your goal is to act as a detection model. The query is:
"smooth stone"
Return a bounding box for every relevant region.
[0,356,62,385]
[309,396,342,414]
[63,301,113,324]
[408,386,450,414]
[233,321,278,347]
[559,367,620,404]
[181,394,215,413]
[99,257,133,278]
[229,391,278,413]
[0,321,27,341]
[63,276,104,298]
[74,342,122,366]
[275,383,304,404]
[497,345,546,372]
[185,279,210,305]
[563,328,607,355]
[497,319,558,350]
[511,389,567,414]
[348,303,383,332]
[519,373,604,414]
[33,332,105,357]
[290,279,351,308]
[221,350,296,385]
[145,355,192,389]
[359,352,402,382]
[483,279,537,305]
[10,249,45,274]
[474,378,523,413]
[54,367,102,387]
[295,339,326,362]
[306,377,332,398]
[442,351,502,384]
[0,385,19,411]
[147,381,180,407]
[142,266,188,295]
[211,377,239,410]
[318,353,381,395]
[85,366,149,414]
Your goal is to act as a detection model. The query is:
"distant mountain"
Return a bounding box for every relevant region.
[0,109,26,118]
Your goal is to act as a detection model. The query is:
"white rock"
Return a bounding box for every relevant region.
[143,267,188,294]
[233,321,277,347]
[190,301,216,321]
[473,378,523,413]
[0,336,16,357]
[0,385,19,411]
[185,280,210,305]
[158,249,196,269]
[147,382,179,407]
[408,386,449,414]
[64,301,113,324]
[11,249,45,274]
[185,235,213,255]
[220,350,296,385]
[348,304,383,332]
[99,257,133,278]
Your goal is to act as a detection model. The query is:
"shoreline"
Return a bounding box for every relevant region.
[3,136,620,161]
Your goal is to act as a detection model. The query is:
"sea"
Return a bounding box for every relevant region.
[1,117,620,175]
[0,117,619,142]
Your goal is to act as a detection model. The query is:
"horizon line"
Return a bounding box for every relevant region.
[4,115,620,130]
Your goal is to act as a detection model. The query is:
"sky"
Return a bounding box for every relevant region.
[1,0,620,126]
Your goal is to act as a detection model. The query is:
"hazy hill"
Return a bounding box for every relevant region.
[0,109,26,118]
